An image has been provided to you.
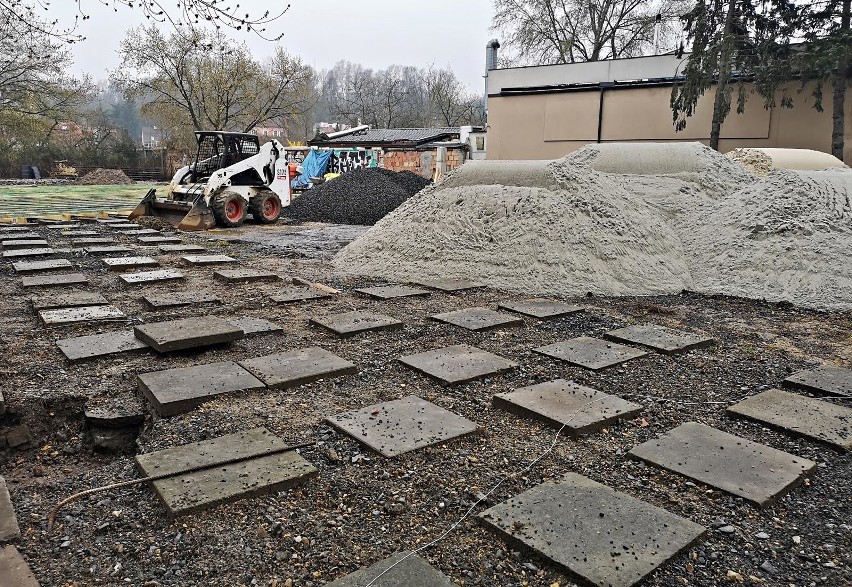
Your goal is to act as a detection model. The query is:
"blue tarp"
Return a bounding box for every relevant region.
[292,149,331,188]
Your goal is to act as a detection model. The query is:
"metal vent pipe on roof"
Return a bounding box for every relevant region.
[486,39,500,71]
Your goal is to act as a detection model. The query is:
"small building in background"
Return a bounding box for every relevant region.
[307,126,486,180]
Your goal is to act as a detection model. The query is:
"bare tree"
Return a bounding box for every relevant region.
[492,0,688,64]
[426,67,486,126]
[111,26,315,147]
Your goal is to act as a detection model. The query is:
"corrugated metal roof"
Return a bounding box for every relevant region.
[310,127,462,145]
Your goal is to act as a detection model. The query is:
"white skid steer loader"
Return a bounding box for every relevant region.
[129,131,291,230]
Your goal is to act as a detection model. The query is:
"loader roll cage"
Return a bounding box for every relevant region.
[191,131,261,184]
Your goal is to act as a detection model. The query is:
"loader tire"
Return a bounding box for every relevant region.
[249,191,282,224]
[211,191,247,228]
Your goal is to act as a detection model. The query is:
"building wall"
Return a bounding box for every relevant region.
[382,148,466,179]
[486,81,852,164]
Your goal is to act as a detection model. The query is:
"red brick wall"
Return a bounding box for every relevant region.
[383,148,466,179]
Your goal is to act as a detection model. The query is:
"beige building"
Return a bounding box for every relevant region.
[485,53,852,164]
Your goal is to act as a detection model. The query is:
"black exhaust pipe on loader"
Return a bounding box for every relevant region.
[128,188,216,231]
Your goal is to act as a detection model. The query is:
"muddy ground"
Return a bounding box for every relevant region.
[0,220,849,587]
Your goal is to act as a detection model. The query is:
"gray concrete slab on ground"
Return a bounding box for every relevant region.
[143,291,221,309]
[119,269,184,285]
[159,244,205,253]
[118,229,160,236]
[85,245,134,255]
[134,316,243,353]
[70,238,114,246]
[60,230,99,236]
[629,422,817,506]
[138,361,265,416]
[39,305,125,325]
[0,546,39,587]
[2,248,56,258]
[399,344,518,386]
[271,287,332,304]
[45,223,79,229]
[534,336,648,370]
[0,226,35,232]
[325,553,455,587]
[728,389,851,452]
[431,307,523,332]
[138,236,181,244]
[102,222,137,229]
[102,256,158,270]
[21,272,87,287]
[411,278,483,292]
[310,311,402,337]
[13,258,72,273]
[213,268,282,283]
[605,324,714,354]
[84,398,145,428]
[0,232,40,240]
[96,218,128,225]
[57,330,149,362]
[355,285,431,299]
[478,473,706,587]
[498,298,585,319]
[494,379,642,434]
[1,239,49,250]
[181,254,236,265]
[0,477,21,542]
[784,366,852,398]
[227,317,283,335]
[135,428,316,517]
[239,346,356,389]
[31,292,107,310]
[326,395,480,457]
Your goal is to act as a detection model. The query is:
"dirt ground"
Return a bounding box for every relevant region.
[0,221,849,587]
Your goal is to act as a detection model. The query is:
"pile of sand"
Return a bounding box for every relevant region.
[333,142,852,310]
[726,147,849,175]
[76,168,134,185]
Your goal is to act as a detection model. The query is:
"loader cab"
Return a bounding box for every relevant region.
[190,131,261,183]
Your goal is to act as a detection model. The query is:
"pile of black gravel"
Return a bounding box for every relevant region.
[284,167,431,225]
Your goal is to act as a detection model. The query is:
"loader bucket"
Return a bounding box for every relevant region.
[128,188,216,231]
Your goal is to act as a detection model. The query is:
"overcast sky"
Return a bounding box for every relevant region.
[51,0,496,93]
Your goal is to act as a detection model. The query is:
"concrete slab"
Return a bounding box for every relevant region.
[118,229,160,236]
[1,239,49,250]
[431,307,523,331]
[326,396,480,457]
[478,473,706,587]
[60,230,99,236]
[12,259,72,273]
[135,428,316,517]
[239,346,356,389]
[45,223,79,229]
[399,344,518,386]
[311,311,402,337]
[143,291,221,309]
[728,389,851,452]
[494,379,642,434]
[84,397,145,428]
[96,218,129,225]
[2,248,55,258]
[102,222,137,229]
[0,226,35,232]
[629,422,817,506]
[137,236,181,244]
[0,232,40,240]
[227,317,283,335]
[84,245,135,255]
[102,256,159,270]
[534,336,648,370]
[39,305,125,325]
[134,316,244,352]
[213,268,282,283]
[355,285,431,299]
[605,324,714,354]
[271,287,333,303]
[30,292,107,310]
[57,330,149,362]
[138,361,265,416]
[0,546,39,587]
[784,365,852,398]
[21,272,87,287]
[498,298,585,319]
[119,269,185,285]
[411,278,483,292]
[159,244,205,253]
[0,477,21,542]
[325,553,455,587]
[69,238,114,246]
[181,254,236,265]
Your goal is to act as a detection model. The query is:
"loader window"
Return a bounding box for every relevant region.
[193,134,224,181]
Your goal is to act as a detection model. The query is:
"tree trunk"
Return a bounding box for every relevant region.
[710,0,738,151]
[831,0,850,162]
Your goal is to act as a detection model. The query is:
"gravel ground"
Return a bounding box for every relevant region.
[0,220,850,587]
